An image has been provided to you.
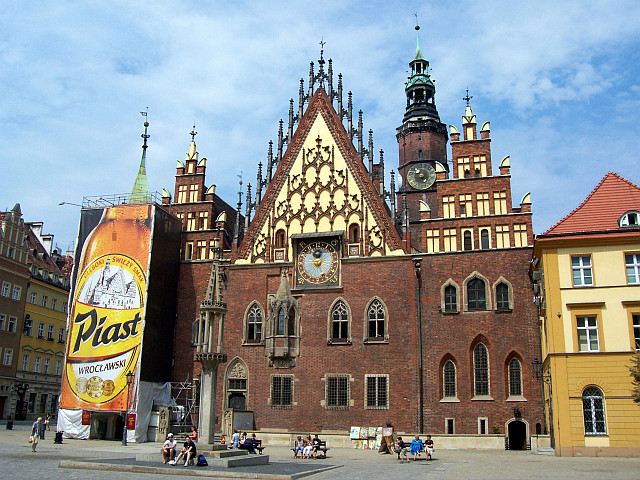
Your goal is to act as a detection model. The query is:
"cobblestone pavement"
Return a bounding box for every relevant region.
[2,422,640,480]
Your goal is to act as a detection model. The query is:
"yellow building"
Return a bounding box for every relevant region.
[16,223,70,421]
[532,172,640,456]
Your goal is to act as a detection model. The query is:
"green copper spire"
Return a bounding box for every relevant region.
[414,22,424,61]
[129,116,151,203]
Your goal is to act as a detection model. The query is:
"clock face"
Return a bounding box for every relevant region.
[406,163,436,190]
[296,239,339,286]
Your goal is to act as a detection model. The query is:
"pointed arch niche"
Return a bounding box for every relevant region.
[493,276,513,312]
[439,354,459,402]
[224,357,249,410]
[463,271,492,311]
[327,297,353,345]
[470,335,493,401]
[364,297,389,343]
[440,279,460,314]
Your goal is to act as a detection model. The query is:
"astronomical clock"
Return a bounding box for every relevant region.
[295,236,340,288]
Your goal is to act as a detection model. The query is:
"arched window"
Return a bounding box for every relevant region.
[331,300,349,341]
[246,303,263,343]
[443,360,457,398]
[480,229,489,250]
[287,306,296,336]
[468,278,487,310]
[496,283,510,310]
[508,358,522,396]
[582,387,606,435]
[463,231,472,250]
[366,299,387,342]
[349,224,359,243]
[444,285,457,312]
[473,343,489,396]
[275,230,286,248]
[276,308,285,335]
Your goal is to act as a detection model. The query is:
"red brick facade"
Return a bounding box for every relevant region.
[167,50,543,443]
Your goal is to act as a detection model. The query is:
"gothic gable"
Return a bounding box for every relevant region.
[236,89,403,263]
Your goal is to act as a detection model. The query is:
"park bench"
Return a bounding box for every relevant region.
[291,439,329,458]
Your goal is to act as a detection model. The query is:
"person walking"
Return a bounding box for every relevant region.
[31,418,42,452]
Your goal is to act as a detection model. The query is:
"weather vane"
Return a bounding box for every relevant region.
[190,123,197,141]
[415,12,420,30]
[463,88,473,107]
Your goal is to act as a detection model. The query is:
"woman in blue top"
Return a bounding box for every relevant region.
[410,435,423,461]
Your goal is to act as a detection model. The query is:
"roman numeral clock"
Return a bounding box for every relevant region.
[295,237,340,288]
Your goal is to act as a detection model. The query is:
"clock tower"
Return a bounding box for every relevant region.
[396,26,448,230]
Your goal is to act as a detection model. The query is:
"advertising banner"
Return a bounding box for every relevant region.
[60,204,153,411]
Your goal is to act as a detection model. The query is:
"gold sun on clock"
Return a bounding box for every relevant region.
[296,239,339,286]
[407,162,436,190]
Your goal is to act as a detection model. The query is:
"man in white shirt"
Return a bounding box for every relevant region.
[162,433,177,464]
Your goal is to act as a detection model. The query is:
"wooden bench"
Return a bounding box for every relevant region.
[255,439,266,454]
[291,440,329,458]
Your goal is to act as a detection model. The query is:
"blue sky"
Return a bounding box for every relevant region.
[2,1,639,252]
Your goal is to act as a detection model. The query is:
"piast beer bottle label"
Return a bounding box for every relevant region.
[61,205,152,410]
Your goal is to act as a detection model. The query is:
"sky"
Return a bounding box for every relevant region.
[1,1,639,253]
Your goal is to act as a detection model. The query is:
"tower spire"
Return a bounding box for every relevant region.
[129,111,151,203]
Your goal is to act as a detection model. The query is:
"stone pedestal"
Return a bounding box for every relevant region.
[196,352,227,445]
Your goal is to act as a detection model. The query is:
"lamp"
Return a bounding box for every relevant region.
[122,371,135,446]
[58,201,82,207]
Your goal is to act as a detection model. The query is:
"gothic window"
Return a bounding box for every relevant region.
[583,387,606,435]
[271,375,293,407]
[287,306,296,337]
[508,358,522,397]
[244,303,263,344]
[443,360,457,399]
[329,299,350,343]
[365,375,388,409]
[276,308,285,335]
[467,278,487,310]
[495,282,511,311]
[326,374,349,408]
[275,229,286,248]
[473,343,490,397]
[348,224,359,243]
[365,298,387,342]
[444,285,458,313]
[480,229,490,249]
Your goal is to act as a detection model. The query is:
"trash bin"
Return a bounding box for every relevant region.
[54,431,64,444]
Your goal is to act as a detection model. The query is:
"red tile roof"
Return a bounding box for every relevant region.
[543,172,640,236]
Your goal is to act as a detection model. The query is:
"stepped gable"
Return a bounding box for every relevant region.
[236,88,402,260]
[543,172,640,236]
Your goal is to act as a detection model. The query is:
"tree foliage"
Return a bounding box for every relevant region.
[631,352,640,404]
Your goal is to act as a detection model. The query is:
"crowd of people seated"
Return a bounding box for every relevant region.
[394,435,434,462]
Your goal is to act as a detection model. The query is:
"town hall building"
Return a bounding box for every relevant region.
[163,36,543,448]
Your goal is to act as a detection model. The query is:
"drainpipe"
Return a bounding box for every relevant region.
[413,258,423,433]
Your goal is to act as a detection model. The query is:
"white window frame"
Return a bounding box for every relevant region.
[58,327,65,343]
[47,324,54,341]
[7,316,16,333]
[54,359,62,376]
[572,256,593,287]
[3,348,13,366]
[11,285,21,301]
[626,253,640,285]
[1,281,10,297]
[33,356,41,373]
[633,314,640,351]
[38,322,45,339]
[43,357,50,374]
[22,354,30,371]
[0,313,5,330]
[577,316,599,352]
[41,295,48,307]
[477,417,489,434]
[30,292,37,304]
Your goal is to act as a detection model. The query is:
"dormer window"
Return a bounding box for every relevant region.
[619,211,640,227]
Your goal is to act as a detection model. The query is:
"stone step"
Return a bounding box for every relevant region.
[536,447,555,455]
[136,452,269,468]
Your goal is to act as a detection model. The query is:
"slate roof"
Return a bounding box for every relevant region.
[543,172,640,236]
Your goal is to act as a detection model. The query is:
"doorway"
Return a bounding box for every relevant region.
[507,420,527,450]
